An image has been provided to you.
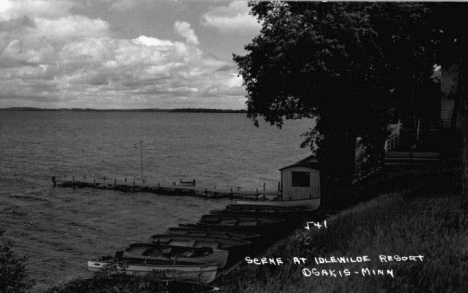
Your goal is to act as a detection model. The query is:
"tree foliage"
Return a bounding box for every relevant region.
[234,2,453,208]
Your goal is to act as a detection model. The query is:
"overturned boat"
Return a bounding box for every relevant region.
[87,256,218,284]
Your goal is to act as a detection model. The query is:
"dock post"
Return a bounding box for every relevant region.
[263,183,266,200]
[230,189,234,200]
[94,179,96,186]
[256,188,259,201]
[73,176,75,184]
[84,175,86,180]
[114,179,116,187]
[52,176,56,187]
[133,181,135,192]
[125,177,127,183]
[204,188,208,197]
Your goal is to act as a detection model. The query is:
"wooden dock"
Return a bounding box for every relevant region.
[54,176,281,200]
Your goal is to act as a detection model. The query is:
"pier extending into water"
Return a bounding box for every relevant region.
[54,175,281,200]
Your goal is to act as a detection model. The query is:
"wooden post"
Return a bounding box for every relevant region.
[256,188,259,201]
[114,179,117,186]
[73,176,75,184]
[94,179,96,186]
[133,181,135,192]
[204,188,208,197]
[125,177,127,182]
[416,118,421,147]
[263,183,266,200]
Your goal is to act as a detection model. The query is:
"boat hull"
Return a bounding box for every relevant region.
[166,227,261,242]
[87,258,218,284]
[123,243,228,269]
[237,197,320,210]
[148,235,251,265]
[195,214,288,240]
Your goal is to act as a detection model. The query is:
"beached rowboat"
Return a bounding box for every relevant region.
[121,242,228,268]
[209,209,303,227]
[149,234,251,265]
[195,214,287,237]
[166,226,261,242]
[236,198,320,210]
[87,256,218,283]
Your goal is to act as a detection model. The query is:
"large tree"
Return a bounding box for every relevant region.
[234,2,437,209]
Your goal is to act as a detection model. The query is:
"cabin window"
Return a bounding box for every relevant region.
[291,171,310,187]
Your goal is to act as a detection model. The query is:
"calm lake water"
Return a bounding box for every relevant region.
[0,111,313,291]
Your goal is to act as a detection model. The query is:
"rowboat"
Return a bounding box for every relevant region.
[148,235,251,265]
[224,203,327,222]
[121,242,228,268]
[149,234,251,250]
[166,227,261,242]
[170,225,264,250]
[225,204,300,212]
[87,256,218,284]
[237,198,320,210]
[209,208,303,227]
[195,214,287,238]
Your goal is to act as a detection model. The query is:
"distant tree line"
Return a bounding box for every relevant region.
[0,107,247,113]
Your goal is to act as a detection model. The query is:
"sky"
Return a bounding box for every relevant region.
[0,0,263,109]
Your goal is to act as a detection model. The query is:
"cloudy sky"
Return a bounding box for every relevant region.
[0,0,262,109]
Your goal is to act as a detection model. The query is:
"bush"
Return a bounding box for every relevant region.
[0,241,35,293]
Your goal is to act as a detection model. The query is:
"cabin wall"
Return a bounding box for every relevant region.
[281,167,320,200]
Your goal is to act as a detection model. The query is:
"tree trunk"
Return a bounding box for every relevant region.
[319,119,357,211]
[459,57,468,209]
[441,53,468,209]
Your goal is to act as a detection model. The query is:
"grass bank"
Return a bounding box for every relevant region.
[224,189,468,292]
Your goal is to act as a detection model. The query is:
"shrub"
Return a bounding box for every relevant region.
[0,241,35,293]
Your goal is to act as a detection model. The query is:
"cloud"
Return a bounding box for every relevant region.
[201,1,261,34]
[34,15,110,42]
[107,0,154,12]
[108,0,137,12]
[0,2,247,109]
[0,0,75,21]
[174,21,199,46]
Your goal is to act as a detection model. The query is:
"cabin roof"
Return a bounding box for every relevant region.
[279,154,320,171]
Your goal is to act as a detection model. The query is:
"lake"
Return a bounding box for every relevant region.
[0,111,313,290]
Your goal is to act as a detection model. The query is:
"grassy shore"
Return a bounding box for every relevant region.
[224,186,468,292]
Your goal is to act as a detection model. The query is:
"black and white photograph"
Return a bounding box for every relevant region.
[0,1,467,292]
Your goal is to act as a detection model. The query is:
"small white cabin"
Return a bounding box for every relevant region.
[279,155,320,201]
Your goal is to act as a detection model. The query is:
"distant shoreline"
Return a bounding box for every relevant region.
[0,107,247,113]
